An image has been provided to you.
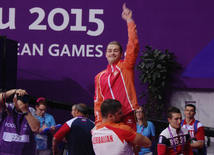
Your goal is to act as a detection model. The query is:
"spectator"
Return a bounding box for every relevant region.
[92,99,151,155]
[52,103,95,155]
[135,106,155,155]
[94,3,139,130]
[157,106,193,155]
[182,104,206,155]
[34,97,57,155]
[0,89,39,155]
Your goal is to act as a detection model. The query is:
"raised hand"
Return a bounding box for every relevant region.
[122,3,133,22]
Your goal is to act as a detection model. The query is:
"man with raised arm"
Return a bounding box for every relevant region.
[0,89,40,155]
[94,3,139,131]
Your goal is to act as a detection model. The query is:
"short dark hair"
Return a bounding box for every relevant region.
[185,104,196,112]
[75,103,88,116]
[100,99,122,118]
[107,41,123,53]
[167,106,181,119]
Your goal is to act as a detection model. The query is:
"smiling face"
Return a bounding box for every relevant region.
[168,113,182,129]
[106,44,123,65]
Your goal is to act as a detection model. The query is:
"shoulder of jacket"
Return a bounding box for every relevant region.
[96,70,107,77]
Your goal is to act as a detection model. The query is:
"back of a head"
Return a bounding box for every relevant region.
[75,103,88,116]
[101,99,122,118]
[167,106,181,119]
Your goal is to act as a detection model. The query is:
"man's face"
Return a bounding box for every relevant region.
[73,109,79,117]
[168,113,182,129]
[71,105,76,117]
[36,104,47,117]
[111,108,123,123]
[184,106,195,119]
[106,44,123,65]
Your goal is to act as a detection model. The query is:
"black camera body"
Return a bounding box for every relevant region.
[17,95,30,104]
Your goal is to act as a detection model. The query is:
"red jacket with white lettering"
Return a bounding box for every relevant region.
[92,121,136,155]
[94,21,139,125]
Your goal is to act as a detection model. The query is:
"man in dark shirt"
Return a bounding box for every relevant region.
[52,103,95,155]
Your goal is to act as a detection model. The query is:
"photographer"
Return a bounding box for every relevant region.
[0,89,40,155]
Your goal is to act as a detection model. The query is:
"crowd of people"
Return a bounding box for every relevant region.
[0,90,206,155]
[0,3,206,155]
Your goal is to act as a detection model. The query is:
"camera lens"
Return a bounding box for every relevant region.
[22,95,29,103]
[17,95,30,104]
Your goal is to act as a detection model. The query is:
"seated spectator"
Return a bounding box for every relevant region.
[92,99,151,155]
[52,103,95,155]
[34,97,57,155]
[135,106,155,155]
[0,89,39,154]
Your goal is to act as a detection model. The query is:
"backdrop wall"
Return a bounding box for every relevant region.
[1,0,214,106]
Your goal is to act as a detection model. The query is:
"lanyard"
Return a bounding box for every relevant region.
[42,117,46,125]
[141,126,144,135]
[77,115,87,119]
[168,127,184,154]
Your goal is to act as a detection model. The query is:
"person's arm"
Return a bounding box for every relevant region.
[190,141,204,149]
[122,3,139,68]
[0,89,26,102]
[49,115,57,135]
[36,124,48,133]
[132,133,152,148]
[0,89,25,112]
[12,89,40,132]
[191,125,205,149]
[24,112,40,132]
[52,137,60,155]
[16,99,40,132]
[94,73,104,125]
[52,123,71,153]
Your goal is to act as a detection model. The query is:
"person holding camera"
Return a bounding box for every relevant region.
[0,89,40,155]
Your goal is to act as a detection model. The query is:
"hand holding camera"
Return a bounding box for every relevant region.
[14,89,30,113]
[17,94,30,104]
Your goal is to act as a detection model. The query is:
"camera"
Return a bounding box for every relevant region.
[17,95,30,104]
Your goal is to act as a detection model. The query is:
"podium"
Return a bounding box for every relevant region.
[0,36,18,91]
